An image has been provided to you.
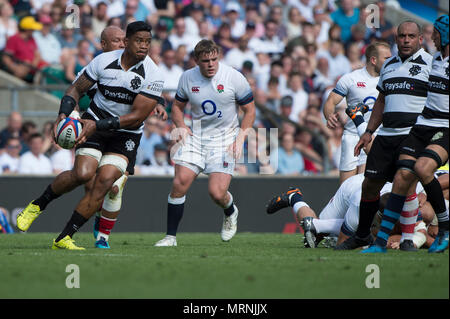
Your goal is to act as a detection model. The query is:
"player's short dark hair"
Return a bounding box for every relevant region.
[193,39,221,59]
[365,42,390,60]
[126,21,152,38]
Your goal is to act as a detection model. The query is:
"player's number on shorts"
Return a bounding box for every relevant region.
[201,100,222,118]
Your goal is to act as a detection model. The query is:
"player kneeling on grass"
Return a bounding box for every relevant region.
[266,171,448,249]
[17,21,164,250]
[154,39,255,247]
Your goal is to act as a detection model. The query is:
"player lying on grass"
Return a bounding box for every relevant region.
[266,170,448,249]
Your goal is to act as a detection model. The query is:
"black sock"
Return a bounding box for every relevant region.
[32,184,61,210]
[289,192,304,206]
[224,203,235,216]
[356,196,380,238]
[423,178,449,232]
[167,203,184,236]
[55,211,88,242]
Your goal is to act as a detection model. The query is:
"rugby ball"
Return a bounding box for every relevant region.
[56,117,82,149]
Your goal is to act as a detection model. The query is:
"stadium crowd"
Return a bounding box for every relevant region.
[0,0,439,176]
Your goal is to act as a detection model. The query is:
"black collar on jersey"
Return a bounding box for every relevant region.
[131,64,145,78]
[104,59,122,70]
[104,58,146,78]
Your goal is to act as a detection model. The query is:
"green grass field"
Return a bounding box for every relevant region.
[0,232,448,299]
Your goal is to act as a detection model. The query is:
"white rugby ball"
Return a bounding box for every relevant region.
[56,117,82,149]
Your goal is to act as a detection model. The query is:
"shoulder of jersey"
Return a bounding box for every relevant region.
[143,55,161,72]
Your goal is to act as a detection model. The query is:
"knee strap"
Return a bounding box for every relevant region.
[76,147,102,162]
[396,159,416,174]
[418,149,443,168]
[99,154,128,174]
[102,174,128,212]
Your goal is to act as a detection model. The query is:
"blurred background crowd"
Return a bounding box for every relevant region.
[0,0,441,176]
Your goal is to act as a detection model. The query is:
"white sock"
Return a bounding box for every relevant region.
[313,219,344,236]
[356,122,368,137]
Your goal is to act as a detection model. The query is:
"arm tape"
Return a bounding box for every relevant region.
[96,117,120,131]
[59,95,77,117]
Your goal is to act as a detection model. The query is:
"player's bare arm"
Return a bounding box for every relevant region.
[354,92,385,156]
[323,91,344,129]
[229,101,256,159]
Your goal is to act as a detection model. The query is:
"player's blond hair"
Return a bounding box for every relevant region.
[193,39,221,60]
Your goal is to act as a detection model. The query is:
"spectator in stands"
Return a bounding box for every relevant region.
[160,48,183,109]
[120,0,149,27]
[17,132,52,175]
[64,39,93,83]
[249,19,285,57]
[2,16,47,82]
[49,4,63,33]
[286,6,303,41]
[214,22,236,55]
[0,111,22,149]
[243,3,264,38]
[153,19,173,53]
[168,16,200,53]
[33,14,61,66]
[348,23,369,50]
[0,206,14,233]
[57,24,83,62]
[184,3,204,38]
[346,42,364,71]
[0,1,17,50]
[139,143,174,176]
[80,11,102,53]
[224,34,258,71]
[265,76,282,115]
[297,56,314,93]
[206,3,224,33]
[0,136,21,174]
[225,1,245,40]
[312,56,333,92]
[19,120,37,154]
[49,143,75,174]
[136,116,165,166]
[283,72,308,123]
[271,132,305,175]
[289,0,315,24]
[317,39,351,81]
[92,1,109,41]
[151,0,176,32]
[294,129,321,174]
[313,5,332,47]
[268,4,287,41]
[371,1,395,44]
[330,0,359,43]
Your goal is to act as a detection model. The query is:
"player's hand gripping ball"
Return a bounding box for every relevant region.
[56,117,82,149]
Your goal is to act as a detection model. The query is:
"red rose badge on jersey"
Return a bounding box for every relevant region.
[217,84,224,93]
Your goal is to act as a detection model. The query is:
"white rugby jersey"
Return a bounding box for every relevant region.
[83,49,164,134]
[376,48,432,136]
[332,66,380,135]
[175,62,253,140]
[415,52,449,128]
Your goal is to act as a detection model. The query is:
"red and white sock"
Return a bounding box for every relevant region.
[97,216,117,241]
[400,193,419,242]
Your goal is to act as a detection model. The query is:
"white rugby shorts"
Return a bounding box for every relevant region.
[339,132,367,171]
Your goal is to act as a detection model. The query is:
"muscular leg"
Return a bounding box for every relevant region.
[165,164,198,236]
[54,154,126,242]
[373,154,419,248]
[208,172,232,208]
[415,145,449,237]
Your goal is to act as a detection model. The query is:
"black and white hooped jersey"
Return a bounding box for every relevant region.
[376,48,432,136]
[83,49,164,134]
[415,52,449,128]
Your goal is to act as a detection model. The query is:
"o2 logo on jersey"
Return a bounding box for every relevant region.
[201,100,222,118]
[363,96,377,111]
